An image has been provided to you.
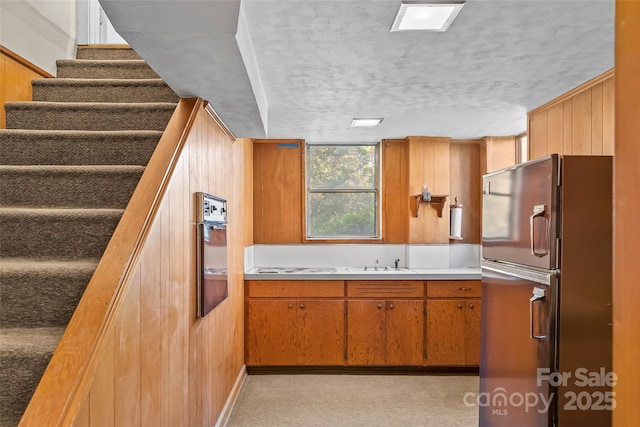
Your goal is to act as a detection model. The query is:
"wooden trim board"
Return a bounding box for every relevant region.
[204,102,236,143]
[0,45,54,78]
[613,2,640,426]
[215,365,248,427]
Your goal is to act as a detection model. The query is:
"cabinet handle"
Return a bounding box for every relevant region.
[388,303,394,309]
[459,287,472,291]
[377,304,383,309]
[469,304,474,309]
[457,304,463,309]
[530,204,549,257]
[288,304,293,309]
[300,304,305,309]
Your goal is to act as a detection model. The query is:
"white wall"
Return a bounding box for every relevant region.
[76,0,88,44]
[245,244,481,271]
[1,0,77,75]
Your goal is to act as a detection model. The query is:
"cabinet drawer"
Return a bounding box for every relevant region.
[427,281,481,298]
[246,280,344,298]
[347,281,424,298]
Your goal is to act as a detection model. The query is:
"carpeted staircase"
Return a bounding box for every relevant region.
[0,46,178,426]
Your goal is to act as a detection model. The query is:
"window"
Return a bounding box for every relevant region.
[306,144,380,240]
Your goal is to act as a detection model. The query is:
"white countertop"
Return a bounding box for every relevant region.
[244,267,481,281]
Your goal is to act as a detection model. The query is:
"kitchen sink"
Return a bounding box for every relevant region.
[346,267,413,274]
[257,267,338,274]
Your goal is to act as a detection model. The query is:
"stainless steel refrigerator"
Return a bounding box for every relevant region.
[479,154,613,427]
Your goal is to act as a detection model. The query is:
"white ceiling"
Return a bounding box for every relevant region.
[100,0,614,142]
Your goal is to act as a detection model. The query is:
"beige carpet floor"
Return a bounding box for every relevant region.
[227,374,479,427]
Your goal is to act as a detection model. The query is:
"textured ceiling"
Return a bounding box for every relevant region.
[101,0,614,142]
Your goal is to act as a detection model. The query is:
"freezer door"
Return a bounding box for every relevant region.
[482,155,559,269]
[479,261,556,427]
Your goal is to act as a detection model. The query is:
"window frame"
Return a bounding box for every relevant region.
[304,142,382,242]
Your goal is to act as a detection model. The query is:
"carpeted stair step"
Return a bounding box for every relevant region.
[4,102,176,131]
[0,208,123,259]
[0,165,145,208]
[32,78,179,103]
[0,327,65,427]
[57,59,159,79]
[0,129,162,165]
[31,79,178,103]
[0,258,98,327]
[76,46,141,60]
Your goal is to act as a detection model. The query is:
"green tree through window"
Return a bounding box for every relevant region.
[306,144,380,239]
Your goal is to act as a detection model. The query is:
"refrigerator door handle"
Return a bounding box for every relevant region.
[530,287,547,340]
[530,204,549,257]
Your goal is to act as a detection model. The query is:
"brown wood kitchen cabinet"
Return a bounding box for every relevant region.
[425,280,481,366]
[252,140,303,244]
[245,280,345,366]
[346,281,424,366]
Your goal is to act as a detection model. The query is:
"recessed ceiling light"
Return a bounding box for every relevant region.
[390,1,465,32]
[350,118,384,127]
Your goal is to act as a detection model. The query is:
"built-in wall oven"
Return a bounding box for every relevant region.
[196,192,228,317]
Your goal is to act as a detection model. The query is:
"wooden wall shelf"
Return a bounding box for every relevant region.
[411,194,448,218]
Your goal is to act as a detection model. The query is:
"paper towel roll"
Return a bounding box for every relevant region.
[450,206,463,239]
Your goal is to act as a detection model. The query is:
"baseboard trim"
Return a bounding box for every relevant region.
[216,364,248,427]
[246,366,479,375]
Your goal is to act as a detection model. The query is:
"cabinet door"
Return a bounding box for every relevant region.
[426,299,466,365]
[253,142,303,244]
[385,300,424,365]
[246,300,297,365]
[347,300,386,365]
[465,298,481,365]
[297,300,345,366]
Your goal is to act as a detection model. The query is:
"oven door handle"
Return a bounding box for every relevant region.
[204,222,227,230]
[530,287,547,340]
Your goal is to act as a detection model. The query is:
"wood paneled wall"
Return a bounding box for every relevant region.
[528,69,614,159]
[407,136,451,244]
[480,136,517,174]
[253,140,303,244]
[0,45,53,128]
[243,139,254,247]
[72,106,247,426]
[449,140,482,244]
[253,136,482,245]
[382,139,409,243]
[384,137,481,244]
[614,3,640,426]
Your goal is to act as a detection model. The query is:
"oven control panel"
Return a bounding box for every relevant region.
[196,192,227,223]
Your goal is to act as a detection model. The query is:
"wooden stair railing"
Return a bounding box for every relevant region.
[19,98,203,426]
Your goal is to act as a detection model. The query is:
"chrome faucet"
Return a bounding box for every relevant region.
[394,258,400,269]
[374,258,379,271]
